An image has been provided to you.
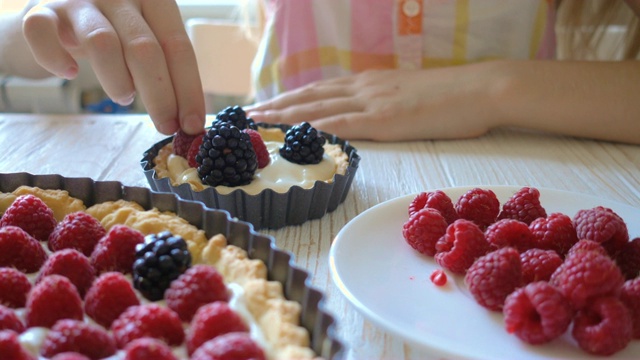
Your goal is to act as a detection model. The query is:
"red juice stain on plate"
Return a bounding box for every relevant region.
[430,269,447,286]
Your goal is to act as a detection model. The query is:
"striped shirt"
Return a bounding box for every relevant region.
[252,0,557,102]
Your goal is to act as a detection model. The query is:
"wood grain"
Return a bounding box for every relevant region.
[1,113,639,360]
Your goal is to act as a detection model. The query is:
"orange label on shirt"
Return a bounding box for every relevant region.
[398,0,423,35]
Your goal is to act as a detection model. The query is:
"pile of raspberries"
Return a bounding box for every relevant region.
[402,186,640,356]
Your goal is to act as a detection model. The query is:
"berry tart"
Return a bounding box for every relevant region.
[0,172,343,360]
[142,106,360,230]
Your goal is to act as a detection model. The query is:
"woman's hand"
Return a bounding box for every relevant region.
[246,64,499,141]
[247,60,640,144]
[22,0,205,135]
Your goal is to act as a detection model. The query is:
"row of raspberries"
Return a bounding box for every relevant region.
[0,194,266,360]
[172,105,326,187]
[402,187,639,356]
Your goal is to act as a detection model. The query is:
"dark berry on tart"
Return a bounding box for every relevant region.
[215,105,257,130]
[196,120,258,187]
[132,231,192,301]
[280,122,326,165]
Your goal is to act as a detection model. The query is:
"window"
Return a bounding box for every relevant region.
[176,0,245,21]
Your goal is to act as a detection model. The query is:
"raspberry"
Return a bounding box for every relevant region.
[567,239,608,257]
[0,194,56,242]
[50,353,91,360]
[0,330,35,360]
[616,237,640,280]
[0,305,25,333]
[124,337,178,360]
[191,332,265,360]
[187,133,205,168]
[454,188,500,229]
[244,129,270,169]
[497,187,546,225]
[84,272,141,328]
[90,225,145,275]
[520,248,562,284]
[0,225,48,273]
[0,267,31,308]
[435,219,490,274]
[572,296,633,356]
[186,301,249,355]
[573,206,629,258]
[111,304,185,348]
[36,249,96,297]
[408,190,458,224]
[620,278,640,339]
[464,247,522,311]
[550,250,624,309]
[26,275,84,328]
[48,212,106,257]
[503,281,573,344]
[485,219,535,252]
[173,129,205,158]
[402,208,448,256]
[529,213,578,257]
[166,265,230,322]
[40,319,117,359]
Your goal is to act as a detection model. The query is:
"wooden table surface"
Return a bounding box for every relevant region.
[1,113,639,360]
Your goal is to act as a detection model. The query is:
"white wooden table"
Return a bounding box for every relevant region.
[1,113,639,359]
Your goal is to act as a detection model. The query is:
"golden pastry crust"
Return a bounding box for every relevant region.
[259,127,286,142]
[1,187,319,360]
[86,202,210,259]
[1,186,86,221]
[244,279,315,359]
[0,193,17,216]
[152,142,175,185]
[85,199,144,223]
[201,238,317,359]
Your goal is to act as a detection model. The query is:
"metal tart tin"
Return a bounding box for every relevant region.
[141,123,360,230]
[0,172,345,359]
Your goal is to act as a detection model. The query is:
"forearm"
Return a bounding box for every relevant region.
[489,60,640,145]
[0,0,51,78]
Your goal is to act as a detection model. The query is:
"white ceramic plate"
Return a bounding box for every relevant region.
[329,186,640,359]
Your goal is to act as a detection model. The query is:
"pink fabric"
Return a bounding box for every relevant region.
[536,2,557,59]
[253,0,557,101]
[351,0,394,55]
[273,0,317,55]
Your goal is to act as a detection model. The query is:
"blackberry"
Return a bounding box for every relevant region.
[132,231,191,301]
[215,105,257,130]
[196,121,258,187]
[280,122,326,165]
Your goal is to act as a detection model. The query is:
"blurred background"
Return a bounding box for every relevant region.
[0,0,632,117]
[0,0,259,116]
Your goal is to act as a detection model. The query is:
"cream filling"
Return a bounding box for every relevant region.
[167,142,338,195]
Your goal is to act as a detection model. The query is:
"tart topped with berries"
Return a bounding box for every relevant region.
[142,105,360,230]
[153,106,349,195]
[0,182,335,360]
